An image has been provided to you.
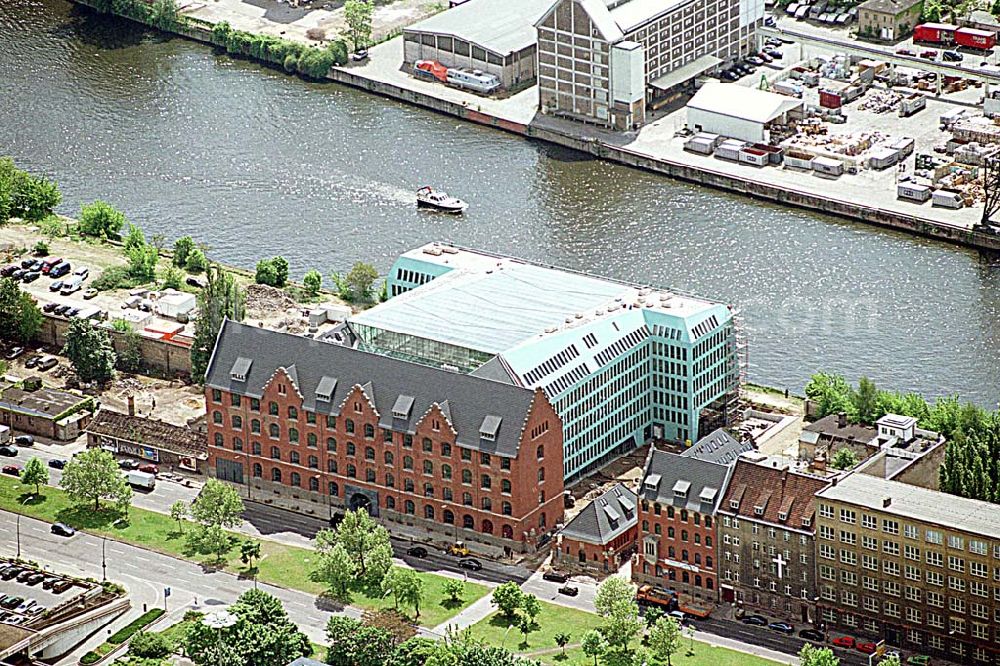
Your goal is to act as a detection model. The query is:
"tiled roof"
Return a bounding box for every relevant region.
[718,459,830,531]
[682,428,755,465]
[205,321,541,458]
[639,449,732,514]
[85,409,206,459]
[559,483,637,545]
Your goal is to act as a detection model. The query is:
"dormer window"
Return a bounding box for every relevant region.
[316,376,337,402]
[730,500,740,510]
[754,505,765,516]
[673,480,691,499]
[801,517,812,527]
[230,357,252,382]
[778,511,788,522]
[479,415,501,441]
[644,474,661,491]
[392,395,414,420]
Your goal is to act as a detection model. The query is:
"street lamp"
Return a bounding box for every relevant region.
[16,494,34,559]
[101,536,107,582]
[203,609,237,666]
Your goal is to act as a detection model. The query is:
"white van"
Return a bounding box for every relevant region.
[60,275,83,295]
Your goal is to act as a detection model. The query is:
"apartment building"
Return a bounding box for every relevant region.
[816,473,1000,665]
[634,447,732,600]
[204,320,565,554]
[717,460,830,623]
[534,0,763,129]
[555,483,638,572]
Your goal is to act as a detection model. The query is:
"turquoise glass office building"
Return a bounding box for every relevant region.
[348,243,741,482]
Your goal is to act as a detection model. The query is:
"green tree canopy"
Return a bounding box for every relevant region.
[60,448,132,512]
[191,263,245,382]
[581,629,607,666]
[798,643,840,666]
[79,200,126,238]
[63,317,117,383]
[648,617,682,666]
[314,508,393,587]
[0,278,43,344]
[830,447,859,470]
[0,157,61,223]
[173,235,195,268]
[190,478,245,529]
[594,577,642,651]
[325,616,395,666]
[344,0,374,50]
[20,456,49,496]
[491,582,524,619]
[303,269,322,296]
[382,566,424,617]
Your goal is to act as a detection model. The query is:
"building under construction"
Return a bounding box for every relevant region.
[347,243,744,482]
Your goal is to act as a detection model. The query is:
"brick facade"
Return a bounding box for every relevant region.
[634,499,719,600]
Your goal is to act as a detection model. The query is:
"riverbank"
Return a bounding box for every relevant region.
[66,0,1000,253]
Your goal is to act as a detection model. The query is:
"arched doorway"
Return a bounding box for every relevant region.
[502,525,513,539]
[349,493,373,515]
[482,519,494,535]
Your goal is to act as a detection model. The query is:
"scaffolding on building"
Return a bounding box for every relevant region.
[726,311,748,426]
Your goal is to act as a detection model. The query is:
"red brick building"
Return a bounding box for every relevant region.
[633,448,733,602]
[555,483,638,574]
[205,321,565,553]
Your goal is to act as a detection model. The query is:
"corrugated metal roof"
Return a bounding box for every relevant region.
[688,81,804,124]
[405,0,554,56]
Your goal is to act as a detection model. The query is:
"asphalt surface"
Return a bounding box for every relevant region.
[695,616,872,666]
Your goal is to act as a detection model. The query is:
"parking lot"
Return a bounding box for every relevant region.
[0,560,89,628]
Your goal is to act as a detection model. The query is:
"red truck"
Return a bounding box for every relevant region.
[913,22,957,45]
[956,27,997,50]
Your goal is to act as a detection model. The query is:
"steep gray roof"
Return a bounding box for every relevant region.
[206,321,539,458]
[640,449,732,514]
[682,428,755,465]
[559,483,637,545]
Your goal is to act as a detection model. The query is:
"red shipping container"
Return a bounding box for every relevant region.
[819,90,842,109]
[956,27,997,50]
[913,23,957,44]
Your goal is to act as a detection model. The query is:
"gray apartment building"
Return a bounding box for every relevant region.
[717,459,831,624]
[535,0,764,129]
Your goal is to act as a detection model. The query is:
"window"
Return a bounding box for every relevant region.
[861,514,877,530]
[252,441,261,455]
[307,412,316,424]
[383,429,392,443]
[424,504,435,520]
[405,500,415,515]
[462,493,472,506]
[500,457,509,470]
[927,550,943,567]
[386,473,394,488]
[347,464,356,478]
[347,442,356,457]
[480,453,491,466]
[326,415,335,428]
[233,437,243,451]
[212,389,222,402]
[289,428,299,443]
[271,468,282,482]
[442,443,452,457]
[948,535,965,550]
[329,482,339,496]
[442,464,452,480]
[461,449,471,461]
[345,419,355,434]
[327,437,337,452]
[423,438,433,453]
[270,446,280,460]
[385,451,394,465]
[537,469,545,482]
[290,451,300,465]
[327,459,337,473]
[269,423,279,439]
[268,402,278,416]
[252,463,262,477]
[501,479,511,493]
[403,456,413,470]
[537,444,544,459]
[364,447,374,461]
[309,476,319,491]
[481,475,492,489]
[251,419,261,434]
[503,501,512,516]
[231,415,242,429]
[882,519,899,535]
[288,406,297,420]
[925,529,943,545]
[290,472,301,487]
[307,433,317,448]
[212,411,223,425]
[840,509,856,524]
[462,470,472,484]
[213,433,224,447]
[364,424,375,439]
[250,398,260,412]
[366,469,376,483]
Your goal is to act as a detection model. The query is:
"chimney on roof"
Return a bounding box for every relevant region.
[781,468,789,484]
[883,497,892,508]
[838,412,847,428]
[128,395,135,417]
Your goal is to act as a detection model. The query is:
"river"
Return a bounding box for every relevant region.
[1,0,998,404]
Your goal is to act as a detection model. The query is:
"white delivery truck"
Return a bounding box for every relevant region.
[126,470,156,490]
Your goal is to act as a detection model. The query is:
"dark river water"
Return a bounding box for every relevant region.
[2,0,999,404]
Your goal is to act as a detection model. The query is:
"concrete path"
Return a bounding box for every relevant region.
[432,592,496,634]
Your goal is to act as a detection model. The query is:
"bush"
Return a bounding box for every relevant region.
[129,630,171,659]
[161,266,184,290]
[0,157,62,224]
[79,200,126,239]
[108,609,166,645]
[297,47,337,78]
[33,241,49,256]
[92,266,140,291]
[306,27,326,41]
[185,248,207,273]
[283,53,299,72]
[172,236,195,268]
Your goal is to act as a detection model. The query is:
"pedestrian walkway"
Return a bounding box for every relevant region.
[432,592,496,634]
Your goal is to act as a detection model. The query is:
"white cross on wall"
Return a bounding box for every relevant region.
[773,553,787,580]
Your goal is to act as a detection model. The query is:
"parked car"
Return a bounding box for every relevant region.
[48,458,67,469]
[741,615,768,626]
[458,558,482,571]
[855,641,877,654]
[351,49,369,62]
[4,346,25,360]
[51,580,73,594]
[765,48,783,59]
[668,610,688,623]
[920,50,938,60]
[557,585,579,597]
[139,464,159,475]
[0,567,21,581]
[53,304,71,316]
[41,577,60,590]
[24,354,43,368]
[20,258,36,269]
[25,573,45,586]
[74,267,89,279]
[186,276,206,289]
[942,50,962,62]
[758,51,774,63]
[747,55,764,66]
[406,545,428,558]
[49,279,63,292]
[10,269,25,281]
[14,435,33,446]
[21,271,40,283]
[769,622,794,634]
[51,523,76,537]
[721,70,739,81]
[16,570,34,583]
[0,596,22,609]
[798,628,825,642]
[896,48,915,56]
[118,459,141,470]
[542,571,569,583]
[0,446,18,457]
[2,465,21,475]
[14,599,35,613]
[42,302,58,313]
[1,265,18,277]
[832,636,856,649]
[82,288,98,300]
[906,656,930,666]
[36,356,58,371]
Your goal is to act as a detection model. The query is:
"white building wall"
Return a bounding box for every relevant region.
[686,109,764,143]
[611,42,645,103]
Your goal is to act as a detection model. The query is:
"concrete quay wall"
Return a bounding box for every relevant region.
[66,0,1000,252]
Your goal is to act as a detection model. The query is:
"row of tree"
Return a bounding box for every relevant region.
[805,371,1000,504]
[0,158,61,225]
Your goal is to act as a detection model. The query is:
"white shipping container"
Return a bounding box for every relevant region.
[897,183,931,202]
[932,189,964,208]
[738,149,769,166]
[867,147,899,170]
[685,137,716,155]
[811,156,843,176]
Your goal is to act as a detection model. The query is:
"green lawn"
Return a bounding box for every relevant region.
[0,476,487,627]
[536,643,787,666]
[467,602,603,654]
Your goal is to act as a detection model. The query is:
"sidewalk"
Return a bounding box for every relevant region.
[432,593,496,635]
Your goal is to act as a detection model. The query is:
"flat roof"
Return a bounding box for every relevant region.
[858,0,921,13]
[354,244,724,357]
[688,81,804,124]
[0,386,89,419]
[817,473,1000,539]
[405,0,553,56]
[649,55,722,90]
[610,0,693,33]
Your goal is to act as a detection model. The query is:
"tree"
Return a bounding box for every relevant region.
[879,656,900,666]
[313,540,356,599]
[554,632,570,655]
[521,593,540,622]
[255,259,278,286]
[581,629,607,666]
[116,327,143,373]
[382,566,424,617]
[346,261,378,302]
[0,278,43,344]
[79,200,126,238]
[442,578,465,603]
[190,263,245,383]
[33,240,48,255]
[149,0,180,30]
[647,617,682,666]
[491,582,524,619]
[314,509,393,586]
[993,0,1000,17]
[129,631,171,659]
[188,479,244,561]
[303,269,322,296]
[20,457,48,496]
[60,448,132,512]
[594,577,642,651]
[271,256,289,287]
[798,643,840,666]
[393,637,439,666]
[325,616,395,666]
[188,523,231,563]
[344,0,374,50]
[170,499,189,531]
[643,606,664,627]
[830,447,859,470]
[161,265,184,290]
[173,236,195,268]
[63,317,117,383]
[186,247,208,273]
[123,223,158,281]
[240,539,262,570]
[853,376,879,424]
[517,612,533,644]
[0,158,61,223]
